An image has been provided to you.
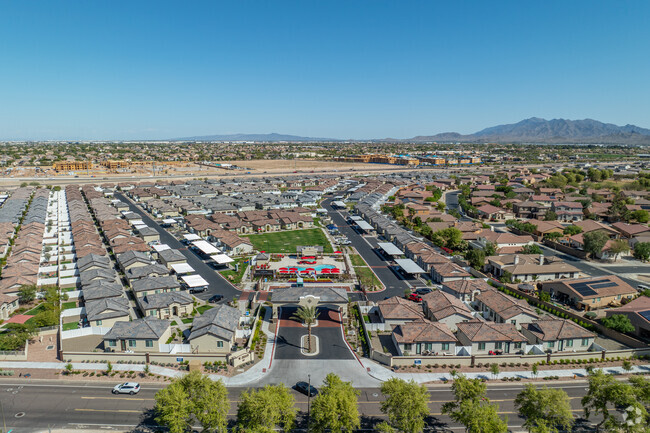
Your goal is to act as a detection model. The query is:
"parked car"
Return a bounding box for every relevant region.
[208,294,224,303]
[113,382,140,395]
[407,293,423,302]
[415,288,432,295]
[295,381,318,397]
[189,287,207,294]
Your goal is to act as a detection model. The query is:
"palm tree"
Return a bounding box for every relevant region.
[292,305,317,353]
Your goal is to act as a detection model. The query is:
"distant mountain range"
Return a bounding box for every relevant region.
[172,118,650,144]
[407,118,650,144]
[172,133,337,142]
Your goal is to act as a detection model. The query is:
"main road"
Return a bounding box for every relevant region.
[113,192,240,302]
[0,379,601,432]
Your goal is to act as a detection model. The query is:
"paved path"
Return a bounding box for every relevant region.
[114,192,240,302]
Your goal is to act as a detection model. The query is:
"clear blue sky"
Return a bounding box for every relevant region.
[0,1,648,140]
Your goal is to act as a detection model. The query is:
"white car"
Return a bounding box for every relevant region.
[112,382,140,395]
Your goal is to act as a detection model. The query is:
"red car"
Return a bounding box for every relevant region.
[441,247,453,255]
[407,293,422,302]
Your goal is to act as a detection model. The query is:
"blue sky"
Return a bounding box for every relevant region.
[0,1,648,140]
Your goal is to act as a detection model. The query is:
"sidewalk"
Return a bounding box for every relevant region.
[361,357,650,383]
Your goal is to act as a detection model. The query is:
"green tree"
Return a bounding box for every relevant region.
[631,209,650,223]
[607,239,629,260]
[154,371,229,433]
[442,374,508,433]
[544,211,558,221]
[490,363,500,380]
[155,381,192,433]
[583,230,610,258]
[380,378,430,433]
[0,323,35,350]
[582,369,649,433]
[545,231,563,242]
[608,191,630,222]
[484,241,497,257]
[563,225,583,236]
[432,227,463,250]
[633,242,650,262]
[531,363,538,379]
[292,305,317,353]
[514,384,574,433]
[17,285,37,304]
[310,373,360,433]
[236,384,297,432]
[601,314,635,333]
[465,249,486,270]
[521,244,542,255]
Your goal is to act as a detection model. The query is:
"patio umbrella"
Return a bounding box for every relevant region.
[278,267,288,271]
[334,251,342,254]
[305,268,315,272]
[330,268,340,273]
[321,268,330,274]
[289,267,298,272]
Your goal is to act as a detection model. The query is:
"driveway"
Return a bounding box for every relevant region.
[322,198,411,302]
[274,306,355,361]
[113,192,240,302]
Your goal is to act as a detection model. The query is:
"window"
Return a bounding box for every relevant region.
[424,343,433,351]
[145,340,153,348]
[217,341,224,348]
[478,342,486,350]
[441,343,449,351]
[581,338,589,346]
[510,320,516,325]
[514,342,522,349]
[566,339,573,347]
[108,340,116,347]
[149,310,156,316]
[548,341,555,348]
[95,320,102,326]
[128,340,136,347]
[404,344,412,351]
[495,342,503,350]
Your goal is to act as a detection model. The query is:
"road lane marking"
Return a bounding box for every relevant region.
[81,396,154,401]
[75,408,143,414]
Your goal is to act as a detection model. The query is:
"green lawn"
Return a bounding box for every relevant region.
[181,318,194,324]
[354,266,382,288]
[219,258,248,284]
[25,303,47,315]
[196,305,213,315]
[350,254,367,267]
[62,322,79,331]
[62,301,77,310]
[244,228,333,254]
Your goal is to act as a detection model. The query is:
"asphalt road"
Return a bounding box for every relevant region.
[321,197,411,302]
[0,379,602,432]
[274,307,355,361]
[113,192,240,302]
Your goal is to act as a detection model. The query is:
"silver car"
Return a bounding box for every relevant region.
[112,382,140,395]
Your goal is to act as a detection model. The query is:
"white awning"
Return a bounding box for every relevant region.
[162,218,177,224]
[171,263,195,274]
[130,220,145,226]
[349,215,362,221]
[152,244,171,252]
[395,258,426,274]
[181,275,209,288]
[183,233,202,241]
[133,224,148,231]
[356,220,374,231]
[377,242,404,256]
[191,240,221,255]
[210,254,234,264]
[332,200,346,208]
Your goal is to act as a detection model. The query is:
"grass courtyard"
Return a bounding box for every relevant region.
[244,228,333,254]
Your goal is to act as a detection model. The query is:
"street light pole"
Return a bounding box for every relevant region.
[307,373,312,429]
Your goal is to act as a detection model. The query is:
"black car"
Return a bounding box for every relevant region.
[208,294,224,303]
[415,288,433,295]
[295,381,318,397]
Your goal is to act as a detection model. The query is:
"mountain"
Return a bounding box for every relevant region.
[171,133,338,142]
[407,118,650,144]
